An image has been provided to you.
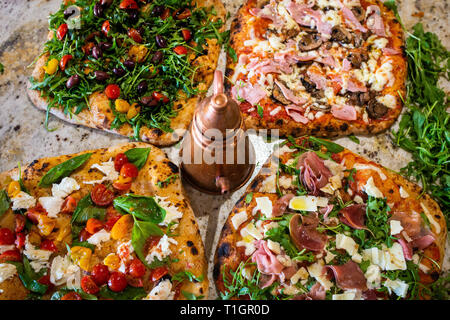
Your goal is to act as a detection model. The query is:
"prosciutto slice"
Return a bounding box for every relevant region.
[382,47,402,55]
[286,1,332,37]
[292,283,326,300]
[339,204,367,229]
[290,213,327,252]
[274,80,307,105]
[272,194,295,217]
[331,104,357,121]
[296,151,332,195]
[397,238,413,261]
[411,234,435,250]
[231,82,266,106]
[366,5,386,36]
[251,240,285,275]
[327,261,367,291]
[390,211,435,250]
[285,105,309,124]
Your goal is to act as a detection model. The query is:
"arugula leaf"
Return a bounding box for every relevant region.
[131,218,164,266]
[146,256,178,269]
[156,174,179,188]
[113,194,166,224]
[0,190,10,217]
[257,104,264,118]
[348,134,360,144]
[181,290,204,300]
[124,147,151,170]
[308,136,344,153]
[71,241,95,251]
[71,194,106,224]
[98,286,147,300]
[39,153,92,187]
[0,62,4,74]
[171,271,204,283]
[264,214,299,258]
[245,192,253,204]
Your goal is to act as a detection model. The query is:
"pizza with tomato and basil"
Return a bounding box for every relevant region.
[0,143,208,300]
[225,0,406,138]
[28,0,226,146]
[214,136,447,300]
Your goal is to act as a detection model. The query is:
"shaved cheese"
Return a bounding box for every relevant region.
[353,163,387,180]
[259,175,277,194]
[241,222,263,240]
[253,197,273,217]
[0,263,17,284]
[399,186,409,199]
[384,278,409,298]
[390,220,403,235]
[267,240,281,255]
[420,202,441,234]
[289,196,329,212]
[336,234,359,257]
[363,177,384,198]
[290,267,309,285]
[365,264,381,289]
[84,158,119,185]
[231,211,248,230]
[307,260,333,291]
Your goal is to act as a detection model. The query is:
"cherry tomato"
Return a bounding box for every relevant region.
[61,292,82,300]
[127,276,143,287]
[173,45,187,55]
[120,163,139,179]
[91,264,110,285]
[0,228,15,245]
[86,218,103,234]
[15,214,26,233]
[129,259,146,278]
[26,204,47,224]
[160,8,170,20]
[79,228,92,242]
[108,272,128,292]
[40,239,58,252]
[152,91,169,103]
[105,84,120,99]
[101,20,110,37]
[146,235,161,250]
[128,28,143,43]
[150,266,168,282]
[61,196,78,214]
[119,0,138,9]
[173,282,183,300]
[81,275,100,294]
[114,153,129,172]
[0,249,21,262]
[112,181,132,191]
[104,207,122,231]
[59,54,73,71]
[91,184,115,206]
[56,23,68,41]
[175,8,191,20]
[15,232,25,250]
[38,271,53,291]
[181,29,192,41]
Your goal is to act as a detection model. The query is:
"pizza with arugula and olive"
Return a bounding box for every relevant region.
[225,0,406,138]
[0,143,207,300]
[214,136,447,300]
[28,0,226,146]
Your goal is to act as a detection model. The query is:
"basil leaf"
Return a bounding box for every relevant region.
[147,256,177,269]
[71,194,106,224]
[99,286,147,300]
[348,134,360,144]
[51,288,98,300]
[132,219,164,266]
[308,136,344,153]
[8,257,48,295]
[39,153,92,187]
[0,190,10,217]
[71,241,95,251]
[124,148,151,170]
[257,104,264,118]
[171,271,204,283]
[113,194,166,224]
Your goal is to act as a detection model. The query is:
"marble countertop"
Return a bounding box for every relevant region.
[0,0,448,299]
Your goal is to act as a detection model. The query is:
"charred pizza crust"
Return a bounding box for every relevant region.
[28,0,226,147]
[214,137,446,299]
[225,0,406,138]
[0,142,208,300]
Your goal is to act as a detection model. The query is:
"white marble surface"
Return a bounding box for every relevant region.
[0,0,448,299]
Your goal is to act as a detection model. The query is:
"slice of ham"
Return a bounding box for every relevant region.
[231,82,266,106]
[341,5,368,33]
[250,1,283,28]
[286,1,332,37]
[362,289,378,300]
[319,204,334,221]
[331,104,357,121]
[382,47,402,55]
[272,194,295,217]
[390,211,435,250]
[259,273,277,289]
[315,50,337,68]
[397,238,413,261]
[347,79,368,93]
[366,5,386,36]
[411,234,435,250]
[279,264,298,282]
[307,67,327,90]
[292,282,326,300]
[339,204,367,229]
[251,59,293,75]
[327,261,367,291]
[295,225,328,252]
[342,58,352,71]
[274,80,307,105]
[251,240,285,275]
[285,105,309,124]
[296,151,332,195]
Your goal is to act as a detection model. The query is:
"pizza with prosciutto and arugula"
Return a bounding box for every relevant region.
[225,0,406,138]
[214,136,446,300]
[0,143,208,300]
[28,0,226,146]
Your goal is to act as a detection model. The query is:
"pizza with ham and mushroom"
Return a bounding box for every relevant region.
[0,143,207,300]
[214,136,447,300]
[225,0,406,138]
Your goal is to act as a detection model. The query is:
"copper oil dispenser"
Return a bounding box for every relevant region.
[180,70,255,194]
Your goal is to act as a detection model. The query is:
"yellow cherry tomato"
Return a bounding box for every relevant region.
[103,253,121,270]
[43,58,59,75]
[70,246,92,271]
[115,99,131,113]
[7,181,21,198]
[126,103,140,120]
[37,215,56,237]
[110,214,133,240]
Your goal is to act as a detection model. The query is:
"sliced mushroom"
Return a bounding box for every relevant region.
[347,51,369,68]
[310,103,331,112]
[298,32,323,51]
[366,100,388,119]
[301,77,316,93]
[353,33,364,48]
[272,82,291,105]
[351,6,365,22]
[330,26,353,44]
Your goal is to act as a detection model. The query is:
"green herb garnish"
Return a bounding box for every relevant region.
[39,153,92,187]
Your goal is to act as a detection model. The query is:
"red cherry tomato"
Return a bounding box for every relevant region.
[175,8,191,20]
[152,91,169,103]
[61,292,82,300]
[0,228,15,245]
[120,163,139,179]
[146,235,162,250]
[127,276,144,287]
[108,272,128,292]
[160,8,170,20]
[128,28,143,43]
[81,275,100,294]
[38,273,51,286]
[119,0,138,9]
[40,239,58,252]
[181,29,192,41]
[91,184,115,207]
[104,207,122,231]
[26,204,47,224]
[150,266,168,282]
[56,23,68,41]
[112,181,132,191]
[15,214,26,233]
[79,228,92,242]
[105,84,120,99]
[102,20,110,37]
[91,264,110,286]
[114,153,129,172]
[129,259,146,278]
[0,249,21,262]
[86,218,103,234]
[61,196,78,214]
[59,54,73,71]
[173,46,187,55]
[15,232,25,250]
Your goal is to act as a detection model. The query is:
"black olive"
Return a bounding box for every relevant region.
[137,81,148,94]
[93,3,103,17]
[66,74,80,89]
[99,42,112,51]
[141,96,158,107]
[94,70,109,82]
[151,51,163,64]
[112,67,126,77]
[127,9,139,22]
[155,35,167,48]
[123,60,135,70]
[100,0,113,7]
[151,5,165,16]
[92,46,102,59]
